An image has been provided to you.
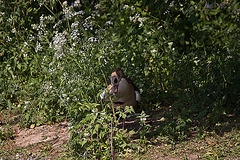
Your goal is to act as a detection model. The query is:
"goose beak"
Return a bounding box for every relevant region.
[113,85,118,94]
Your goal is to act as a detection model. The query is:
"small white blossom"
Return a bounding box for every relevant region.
[63,1,68,7]
[123,5,129,10]
[71,29,80,40]
[63,7,73,19]
[94,4,101,9]
[106,20,113,25]
[84,132,89,137]
[53,20,62,29]
[129,14,146,27]
[25,101,30,105]
[194,60,200,64]
[35,41,42,53]
[71,21,79,28]
[52,31,67,55]
[150,49,157,53]
[88,37,98,43]
[7,14,13,23]
[11,28,16,33]
[23,42,28,47]
[73,11,85,16]
[74,0,81,7]
[0,12,5,16]
[69,126,74,130]
[6,36,12,42]
[194,57,200,64]
[29,34,35,41]
[83,16,94,30]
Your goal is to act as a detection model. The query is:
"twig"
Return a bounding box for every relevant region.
[111,120,115,160]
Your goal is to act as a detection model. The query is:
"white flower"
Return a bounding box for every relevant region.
[39,14,44,22]
[194,59,200,64]
[63,1,68,7]
[52,31,67,54]
[25,101,30,105]
[123,5,129,10]
[71,21,79,28]
[100,112,106,116]
[147,32,151,35]
[29,34,35,41]
[6,36,12,42]
[150,49,157,53]
[23,42,28,47]
[68,126,73,130]
[129,14,146,27]
[71,29,80,40]
[194,57,200,64]
[88,37,98,42]
[94,4,101,9]
[63,7,72,19]
[106,20,113,25]
[74,0,81,7]
[35,41,42,53]
[53,20,62,29]
[84,132,89,137]
[138,17,145,27]
[11,28,16,33]
[74,11,85,16]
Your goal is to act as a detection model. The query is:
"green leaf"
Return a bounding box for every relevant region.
[17,63,21,70]
[7,100,13,111]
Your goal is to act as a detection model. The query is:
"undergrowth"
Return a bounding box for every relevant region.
[0,0,240,159]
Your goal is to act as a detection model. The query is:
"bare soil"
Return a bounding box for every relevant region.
[1,111,240,160]
[0,121,71,159]
[15,121,70,148]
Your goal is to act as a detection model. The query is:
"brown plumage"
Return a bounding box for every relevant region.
[100,68,141,130]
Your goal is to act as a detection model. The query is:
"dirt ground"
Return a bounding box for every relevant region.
[15,121,70,148]
[1,111,240,159]
[0,121,71,159]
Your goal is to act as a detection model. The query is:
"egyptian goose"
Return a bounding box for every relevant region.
[100,68,140,130]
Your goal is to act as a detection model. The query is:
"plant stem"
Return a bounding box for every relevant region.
[111,120,115,160]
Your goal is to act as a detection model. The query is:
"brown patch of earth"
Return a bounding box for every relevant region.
[15,121,70,148]
[0,121,71,159]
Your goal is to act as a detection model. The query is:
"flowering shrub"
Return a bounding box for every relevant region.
[0,0,240,158]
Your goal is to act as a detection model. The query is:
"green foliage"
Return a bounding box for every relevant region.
[0,123,14,142]
[70,103,133,159]
[0,0,240,158]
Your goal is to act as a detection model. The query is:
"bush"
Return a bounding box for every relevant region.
[0,0,239,158]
